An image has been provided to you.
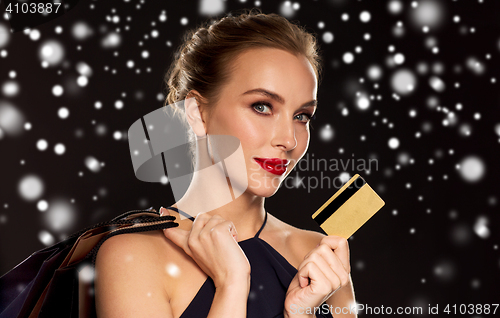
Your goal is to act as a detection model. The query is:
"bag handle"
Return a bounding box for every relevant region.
[64,208,173,241]
[84,209,179,267]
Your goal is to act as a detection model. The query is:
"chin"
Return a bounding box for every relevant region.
[246,178,282,198]
[247,187,279,198]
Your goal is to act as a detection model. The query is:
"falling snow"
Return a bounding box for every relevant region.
[0,0,498,309]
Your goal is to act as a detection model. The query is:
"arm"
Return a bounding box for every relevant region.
[162,209,252,318]
[207,279,250,318]
[284,231,357,318]
[94,233,251,318]
[324,274,357,318]
[94,234,173,318]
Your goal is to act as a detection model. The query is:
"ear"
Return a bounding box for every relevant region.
[184,92,207,138]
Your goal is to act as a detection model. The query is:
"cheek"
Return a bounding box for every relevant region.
[217,108,270,149]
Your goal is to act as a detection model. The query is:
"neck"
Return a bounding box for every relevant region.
[173,187,266,241]
[170,135,267,241]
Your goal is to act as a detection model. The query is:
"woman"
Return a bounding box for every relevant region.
[95,9,356,318]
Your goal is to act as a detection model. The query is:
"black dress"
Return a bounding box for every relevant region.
[165,207,334,318]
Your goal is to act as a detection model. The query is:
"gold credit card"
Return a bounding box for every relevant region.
[312,174,385,239]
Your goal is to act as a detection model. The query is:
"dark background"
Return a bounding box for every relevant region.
[1,0,499,315]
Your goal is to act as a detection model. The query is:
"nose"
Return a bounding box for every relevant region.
[271,115,297,151]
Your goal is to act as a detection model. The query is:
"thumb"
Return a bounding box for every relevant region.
[298,265,311,288]
[299,275,310,289]
[160,206,170,217]
[228,222,238,241]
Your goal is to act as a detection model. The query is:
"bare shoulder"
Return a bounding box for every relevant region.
[94,230,174,317]
[95,229,171,269]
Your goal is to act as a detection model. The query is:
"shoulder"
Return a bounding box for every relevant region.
[95,208,191,270]
[95,229,168,266]
[95,228,179,285]
[94,230,173,316]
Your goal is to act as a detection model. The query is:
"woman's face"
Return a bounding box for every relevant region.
[205,47,318,198]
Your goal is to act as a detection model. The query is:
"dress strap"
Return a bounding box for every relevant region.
[165,206,195,221]
[254,211,268,238]
[165,207,268,238]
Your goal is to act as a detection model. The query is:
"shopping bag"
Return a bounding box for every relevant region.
[0,208,178,318]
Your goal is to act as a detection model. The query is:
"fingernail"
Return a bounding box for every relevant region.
[160,206,166,216]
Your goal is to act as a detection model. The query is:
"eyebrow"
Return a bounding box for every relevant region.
[241,88,317,110]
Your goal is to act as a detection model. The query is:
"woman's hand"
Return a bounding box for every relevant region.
[284,235,351,317]
[160,207,251,289]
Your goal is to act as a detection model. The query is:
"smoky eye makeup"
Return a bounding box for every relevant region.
[251,101,272,115]
[251,101,315,124]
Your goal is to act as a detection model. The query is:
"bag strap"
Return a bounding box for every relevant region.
[65,208,173,241]
[80,208,179,267]
[109,207,160,221]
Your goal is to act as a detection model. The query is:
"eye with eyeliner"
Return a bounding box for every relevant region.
[251,101,315,123]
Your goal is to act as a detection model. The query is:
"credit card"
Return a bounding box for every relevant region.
[311,174,385,239]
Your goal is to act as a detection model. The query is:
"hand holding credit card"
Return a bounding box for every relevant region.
[312,174,385,239]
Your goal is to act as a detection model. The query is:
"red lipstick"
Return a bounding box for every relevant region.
[253,157,290,175]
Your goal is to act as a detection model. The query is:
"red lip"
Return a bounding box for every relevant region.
[253,157,290,175]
